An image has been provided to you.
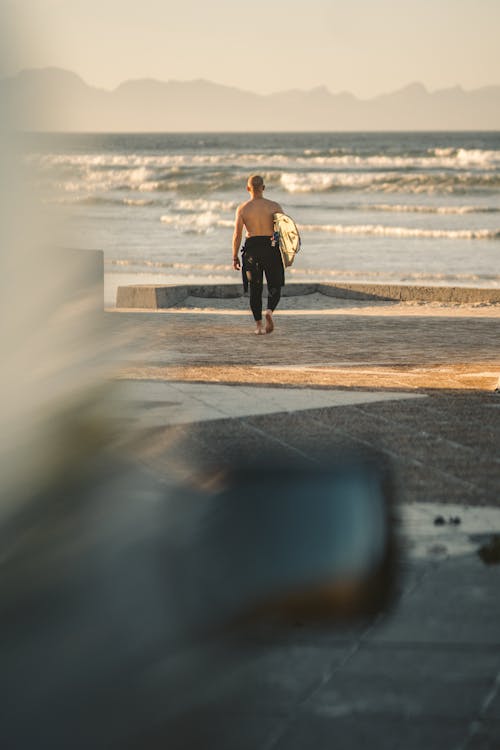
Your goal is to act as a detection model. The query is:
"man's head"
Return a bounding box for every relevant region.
[247,174,265,195]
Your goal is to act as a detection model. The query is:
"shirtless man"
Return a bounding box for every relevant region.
[232,174,284,335]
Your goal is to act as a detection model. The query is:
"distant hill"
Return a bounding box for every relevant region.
[2,67,499,131]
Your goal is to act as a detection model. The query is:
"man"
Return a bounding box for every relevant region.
[232,174,284,335]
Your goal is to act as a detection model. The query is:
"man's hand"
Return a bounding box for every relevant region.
[232,206,243,271]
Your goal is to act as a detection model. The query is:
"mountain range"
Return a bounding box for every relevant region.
[2,67,499,131]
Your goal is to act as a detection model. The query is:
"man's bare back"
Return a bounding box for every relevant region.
[239,196,282,237]
[232,179,282,265]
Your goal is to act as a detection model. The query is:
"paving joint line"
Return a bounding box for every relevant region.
[305,411,420,467]
[455,667,500,750]
[430,434,500,464]
[342,406,481,493]
[397,557,445,602]
[240,420,319,464]
[263,616,382,750]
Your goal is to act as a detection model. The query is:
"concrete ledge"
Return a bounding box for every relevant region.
[116,282,500,309]
[319,283,500,304]
[116,284,190,308]
[116,283,319,308]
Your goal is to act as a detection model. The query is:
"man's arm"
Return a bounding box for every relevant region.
[232,206,244,270]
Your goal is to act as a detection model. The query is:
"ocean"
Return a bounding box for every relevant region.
[24,131,500,307]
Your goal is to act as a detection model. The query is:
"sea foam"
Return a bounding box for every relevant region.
[299,224,500,240]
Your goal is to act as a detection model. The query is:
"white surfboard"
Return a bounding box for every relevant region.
[273,212,301,268]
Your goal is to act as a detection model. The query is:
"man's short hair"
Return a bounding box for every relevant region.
[248,174,264,189]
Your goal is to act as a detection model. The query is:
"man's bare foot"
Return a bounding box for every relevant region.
[265,310,274,334]
[255,322,265,335]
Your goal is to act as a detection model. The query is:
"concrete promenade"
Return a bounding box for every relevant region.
[108,286,500,506]
[105,285,500,749]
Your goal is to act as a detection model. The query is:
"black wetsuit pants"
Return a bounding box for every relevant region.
[242,236,284,322]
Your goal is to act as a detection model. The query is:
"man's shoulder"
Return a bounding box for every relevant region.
[237,199,251,213]
[239,197,282,214]
[253,196,279,208]
[266,198,283,212]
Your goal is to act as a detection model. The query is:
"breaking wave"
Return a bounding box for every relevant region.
[29,142,500,198]
[160,211,233,233]
[157,209,500,239]
[156,211,500,239]
[286,267,500,285]
[280,171,500,194]
[173,198,237,212]
[366,203,500,215]
[299,224,500,240]
[39,168,500,197]
[26,132,500,295]
[31,146,500,171]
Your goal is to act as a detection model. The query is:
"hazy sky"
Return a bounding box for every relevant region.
[4,0,500,97]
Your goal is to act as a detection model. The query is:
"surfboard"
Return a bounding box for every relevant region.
[273,212,301,268]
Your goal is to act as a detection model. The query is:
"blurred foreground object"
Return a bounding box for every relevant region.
[0,47,396,747]
[0,73,107,519]
[1,457,396,749]
[178,460,396,624]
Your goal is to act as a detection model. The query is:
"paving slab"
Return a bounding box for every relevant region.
[183,644,344,715]
[134,507,500,750]
[107,295,500,392]
[124,392,500,506]
[271,715,470,750]
[99,290,500,749]
[370,554,500,646]
[113,380,425,427]
[466,723,500,750]
[304,653,491,720]
[141,709,283,750]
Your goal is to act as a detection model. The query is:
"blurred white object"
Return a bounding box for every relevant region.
[0,20,107,517]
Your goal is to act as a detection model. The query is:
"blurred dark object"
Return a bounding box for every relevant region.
[1,454,397,749]
[478,534,500,565]
[434,515,461,527]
